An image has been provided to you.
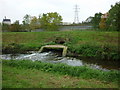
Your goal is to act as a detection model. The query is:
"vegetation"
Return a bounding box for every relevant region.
[92,13,102,29]
[22,14,31,31]
[2,60,119,88]
[2,31,119,60]
[3,66,118,88]
[22,14,41,31]
[40,12,63,31]
[99,15,107,29]
[29,16,40,30]
[2,23,11,31]
[10,20,22,32]
[2,2,120,89]
[83,2,120,31]
[2,2,120,32]
[106,1,120,31]
[2,12,63,32]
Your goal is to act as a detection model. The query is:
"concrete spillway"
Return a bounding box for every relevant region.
[39,45,68,57]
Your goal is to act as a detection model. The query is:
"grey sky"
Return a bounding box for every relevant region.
[0,0,119,23]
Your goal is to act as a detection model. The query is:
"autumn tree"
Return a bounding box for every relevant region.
[99,13,109,29]
[99,18,106,29]
[40,12,63,31]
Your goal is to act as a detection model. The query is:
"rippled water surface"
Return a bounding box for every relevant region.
[1,51,119,71]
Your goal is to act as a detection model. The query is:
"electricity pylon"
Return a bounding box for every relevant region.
[74,5,79,24]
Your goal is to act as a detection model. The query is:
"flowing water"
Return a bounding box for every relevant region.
[1,51,119,71]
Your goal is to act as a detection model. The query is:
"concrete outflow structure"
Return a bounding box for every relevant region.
[39,45,68,57]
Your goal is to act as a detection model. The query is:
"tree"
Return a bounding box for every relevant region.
[85,16,93,23]
[30,16,39,30]
[99,13,109,29]
[23,14,31,24]
[99,17,106,29]
[22,14,31,31]
[106,2,120,31]
[2,23,10,32]
[0,23,1,31]
[40,12,63,31]
[92,12,102,29]
[10,20,21,32]
[83,16,93,25]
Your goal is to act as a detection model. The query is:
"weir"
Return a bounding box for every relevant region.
[39,45,68,57]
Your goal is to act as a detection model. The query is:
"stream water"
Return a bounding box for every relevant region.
[1,51,119,71]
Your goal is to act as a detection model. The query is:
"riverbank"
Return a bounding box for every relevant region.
[2,30,119,60]
[2,60,119,88]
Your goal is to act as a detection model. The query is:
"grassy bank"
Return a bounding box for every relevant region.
[2,30,119,60]
[2,60,120,83]
[2,60,119,88]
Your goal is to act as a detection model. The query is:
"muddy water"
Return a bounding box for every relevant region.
[1,51,119,71]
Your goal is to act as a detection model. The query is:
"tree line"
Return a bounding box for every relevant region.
[2,2,120,32]
[2,12,63,32]
[83,1,120,31]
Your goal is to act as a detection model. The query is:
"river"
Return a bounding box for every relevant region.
[1,51,119,71]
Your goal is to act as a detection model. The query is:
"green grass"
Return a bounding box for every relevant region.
[2,30,120,88]
[3,62,119,88]
[2,31,119,46]
[2,30,120,60]
[2,60,120,84]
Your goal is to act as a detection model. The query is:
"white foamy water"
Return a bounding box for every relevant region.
[2,51,115,71]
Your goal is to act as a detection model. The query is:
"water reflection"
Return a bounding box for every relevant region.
[1,52,119,71]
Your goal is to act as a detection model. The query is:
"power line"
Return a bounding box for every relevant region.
[74,5,80,24]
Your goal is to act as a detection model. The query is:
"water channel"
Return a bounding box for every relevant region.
[1,51,119,71]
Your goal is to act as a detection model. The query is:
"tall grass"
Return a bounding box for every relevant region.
[68,43,119,60]
[2,60,120,83]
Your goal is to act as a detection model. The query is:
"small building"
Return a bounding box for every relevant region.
[2,17,11,25]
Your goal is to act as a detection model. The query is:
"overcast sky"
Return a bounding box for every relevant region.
[0,0,119,23]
